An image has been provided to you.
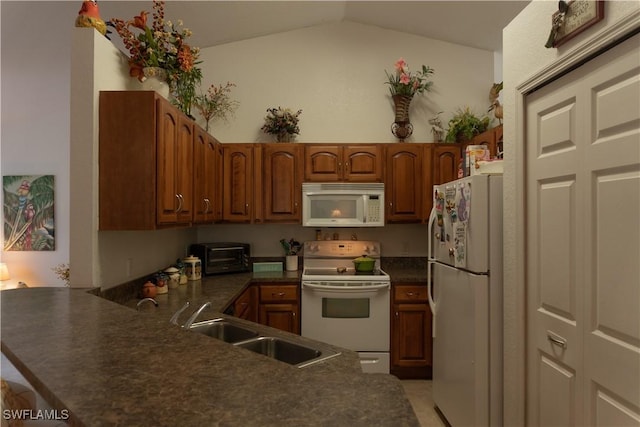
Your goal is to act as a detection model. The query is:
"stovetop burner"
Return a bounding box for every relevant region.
[302,240,389,282]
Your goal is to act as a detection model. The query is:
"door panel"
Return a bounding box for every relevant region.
[432,263,489,427]
[526,34,640,426]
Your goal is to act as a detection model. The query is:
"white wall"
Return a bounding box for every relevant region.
[502,1,640,424]
[0,2,76,286]
[196,21,494,143]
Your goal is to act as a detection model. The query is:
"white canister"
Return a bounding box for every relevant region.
[183,255,202,281]
[285,255,298,272]
[164,267,180,289]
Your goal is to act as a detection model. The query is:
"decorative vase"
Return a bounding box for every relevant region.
[285,255,298,272]
[391,94,414,142]
[276,131,293,143]
[140,67,170,99]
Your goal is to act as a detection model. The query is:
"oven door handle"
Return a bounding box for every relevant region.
[302,282,390,292]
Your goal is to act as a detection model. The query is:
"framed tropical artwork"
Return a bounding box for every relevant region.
[3,175,55,251]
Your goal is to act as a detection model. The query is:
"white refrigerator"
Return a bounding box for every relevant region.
[427,174,503,427]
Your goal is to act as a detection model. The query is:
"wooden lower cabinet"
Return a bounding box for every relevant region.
[390,283,432,379]
[233,285,257,322]
[257,283,300,334]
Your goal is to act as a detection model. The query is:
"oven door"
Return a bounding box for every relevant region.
[300,281,390,352]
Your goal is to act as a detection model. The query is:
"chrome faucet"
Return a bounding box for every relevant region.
[169,301,191,325]
[183,302,212,329]
[136,298,158,310]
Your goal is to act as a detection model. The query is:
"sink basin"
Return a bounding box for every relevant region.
[189,319,259,343]
[234,336,339,367]
[187,317,341,368]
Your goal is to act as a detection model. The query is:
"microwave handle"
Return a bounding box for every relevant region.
[208,246,246,251]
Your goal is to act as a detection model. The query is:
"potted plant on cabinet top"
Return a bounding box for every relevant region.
[445,106,492,142]
[261,107,302,142]
[193,82,240,132]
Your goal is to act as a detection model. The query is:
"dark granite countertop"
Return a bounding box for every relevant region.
[0,269,421,426]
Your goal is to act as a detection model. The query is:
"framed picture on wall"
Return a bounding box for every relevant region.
[552,0,605,48]
[2,175,55,251]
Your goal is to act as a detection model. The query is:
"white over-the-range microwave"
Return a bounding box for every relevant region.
[301,182,385,227]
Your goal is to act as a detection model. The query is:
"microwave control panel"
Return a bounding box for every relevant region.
[367,196,381,223]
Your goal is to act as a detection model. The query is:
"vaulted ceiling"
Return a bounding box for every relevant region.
[102,1,530,52]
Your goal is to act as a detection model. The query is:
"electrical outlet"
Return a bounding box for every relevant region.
[401,242,409,255]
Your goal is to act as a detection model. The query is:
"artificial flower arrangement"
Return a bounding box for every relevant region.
[279,238,302,256]
[52,263,70,287]
[194,82,240,132]
[110,0,202,115]
[385,57,435,97]
[261,107,303,141]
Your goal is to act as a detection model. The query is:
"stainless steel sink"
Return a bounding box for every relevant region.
[187,317,341,368]
[234,336,340,368]
[189,318,259,343]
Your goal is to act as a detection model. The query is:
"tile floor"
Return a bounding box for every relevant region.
[401,380,446,427]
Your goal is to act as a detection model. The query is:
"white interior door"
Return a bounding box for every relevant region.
[526,34,640,426]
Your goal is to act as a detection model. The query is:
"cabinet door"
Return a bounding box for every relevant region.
[157,101,193,224]
[234,286,257,322]
[262,144,302,222]
[433,144,460,186]
[385,144,423,223]
[193,128,216,224]
[222,144,253,222]
[343,145,383,182]
[392,303,432,367]
[423,144,434,220]
[175,115,194,223]
[304,145,341,181]
[156,100,180,224]
[391,283,433,379]
[259,304,299,334]
[213,142,224,221]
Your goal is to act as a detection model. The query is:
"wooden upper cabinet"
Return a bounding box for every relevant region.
[304,144,382,182]
[461,125,503,159]
[193,128,219,224]
[432,144,460,186]
[385,144,423,223]
[343,145,383,181]
[99,91,196,230]
[157,103,194,225]
[423,144,434,219]
[222,144,254,222]
[261,144,303,223]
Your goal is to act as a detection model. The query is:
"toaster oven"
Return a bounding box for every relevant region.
[189,242,250,275]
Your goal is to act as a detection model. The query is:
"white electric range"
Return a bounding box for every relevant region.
[301,240,390,373]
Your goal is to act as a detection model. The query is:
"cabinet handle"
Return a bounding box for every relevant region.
[547,332,567,349]
[175,194,183,213]
[203,198,210,214]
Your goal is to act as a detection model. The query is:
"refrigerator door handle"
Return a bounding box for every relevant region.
[427,207,438,338]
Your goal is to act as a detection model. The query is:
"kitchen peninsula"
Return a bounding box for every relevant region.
[0,273,420,426]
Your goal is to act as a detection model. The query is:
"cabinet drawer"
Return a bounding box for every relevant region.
[259,285,298,302]
[393,285,428,303]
